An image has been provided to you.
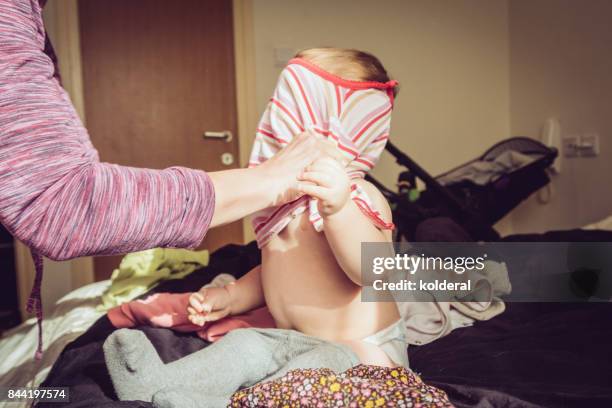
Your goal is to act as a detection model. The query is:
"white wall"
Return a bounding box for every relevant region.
[509,0,612,232]
[251,0,511,191]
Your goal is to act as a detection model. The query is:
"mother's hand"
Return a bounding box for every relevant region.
[208,132,343,228]
[259,131,344,206]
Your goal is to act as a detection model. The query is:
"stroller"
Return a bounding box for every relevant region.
[366,137,558,242]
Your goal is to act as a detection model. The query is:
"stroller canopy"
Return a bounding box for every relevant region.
[437,137,557,187]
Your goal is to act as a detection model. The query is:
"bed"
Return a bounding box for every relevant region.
[31,233,612,408]
[410,302,612,407]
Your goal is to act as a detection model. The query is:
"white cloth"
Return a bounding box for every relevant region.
[397,260,511,345]
[0,281,109,408]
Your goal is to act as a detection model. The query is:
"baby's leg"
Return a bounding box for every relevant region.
[268,340,359,382]
[103,328,278,404]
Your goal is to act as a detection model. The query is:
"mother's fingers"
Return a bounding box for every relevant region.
[305,158,346,176]
[311,134,349,166]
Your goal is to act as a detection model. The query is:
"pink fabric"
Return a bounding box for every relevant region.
[248,57,396,248]
[107,293,276,342]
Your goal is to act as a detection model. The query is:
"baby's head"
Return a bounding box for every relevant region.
[295,47,398,99]
[250,47,398,179]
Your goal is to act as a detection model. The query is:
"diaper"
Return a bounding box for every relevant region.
[362,319,409,368]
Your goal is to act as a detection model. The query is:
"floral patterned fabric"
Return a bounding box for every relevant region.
[230,364,454,408]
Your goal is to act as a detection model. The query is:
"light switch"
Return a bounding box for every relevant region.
[579,133,600,157]
[563,133,600,158]
[563,135,580,158]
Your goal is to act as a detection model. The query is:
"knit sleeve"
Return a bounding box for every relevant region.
[0,0,215,260]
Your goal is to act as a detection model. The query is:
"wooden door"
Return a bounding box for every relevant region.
[78,0,243,280]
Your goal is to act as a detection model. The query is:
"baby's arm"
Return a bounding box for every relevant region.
[298,158,392,285]
[225,265,266,314]
[188,265,265,326]
[324,180,392,285]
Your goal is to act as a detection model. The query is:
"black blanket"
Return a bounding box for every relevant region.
[410,302,612,408]
[39,241,612,407]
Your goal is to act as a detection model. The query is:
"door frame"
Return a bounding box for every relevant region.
[233,0,258,243]
[15,0,258,315]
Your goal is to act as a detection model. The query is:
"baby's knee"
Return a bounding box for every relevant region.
[221,328,280,357]
[221,328,267,348]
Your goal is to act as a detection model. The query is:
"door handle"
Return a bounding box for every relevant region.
[203,130,233,143]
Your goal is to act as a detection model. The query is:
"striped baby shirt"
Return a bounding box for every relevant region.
[249,57,397,247]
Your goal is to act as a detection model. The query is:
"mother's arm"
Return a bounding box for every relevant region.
[208,132,328,228]
[0,0,327,260]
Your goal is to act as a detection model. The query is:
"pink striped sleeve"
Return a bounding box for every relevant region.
[0,0,215,260]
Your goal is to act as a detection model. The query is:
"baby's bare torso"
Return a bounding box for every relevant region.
[261,210,400,364]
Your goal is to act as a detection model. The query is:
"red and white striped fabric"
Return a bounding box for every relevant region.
[249,58,397,247]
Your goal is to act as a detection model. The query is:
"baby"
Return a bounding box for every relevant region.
[104,48,404,408]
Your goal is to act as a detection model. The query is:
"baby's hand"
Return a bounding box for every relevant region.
[298,156,351,217]
[187,286,232,326]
